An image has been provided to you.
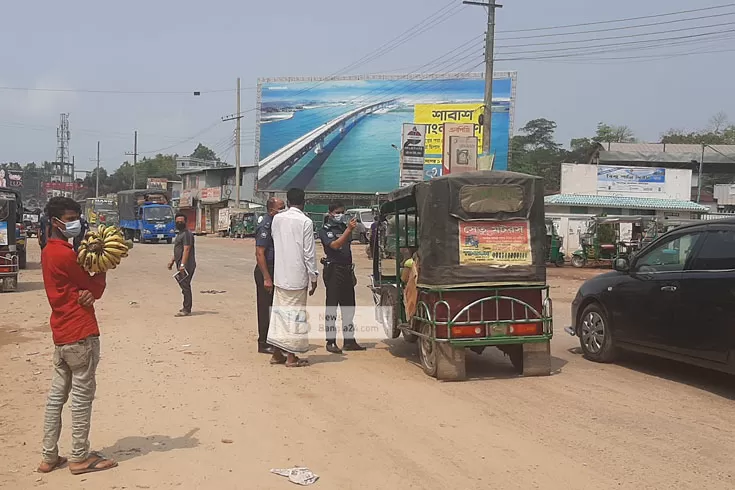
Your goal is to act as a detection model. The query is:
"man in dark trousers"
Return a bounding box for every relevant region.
[254,197,285,354]
[319,201,366,354]
[168,213,196,317]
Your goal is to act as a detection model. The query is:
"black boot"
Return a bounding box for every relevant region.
[326,342,343,354]
[343,340,366,351]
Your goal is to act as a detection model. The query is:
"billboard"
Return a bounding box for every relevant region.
[147,178,168,190]
[597,166,666,194]
[255,73,515,193]
[400,124,426,186]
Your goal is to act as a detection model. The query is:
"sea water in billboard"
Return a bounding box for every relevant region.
[256,74,515,193]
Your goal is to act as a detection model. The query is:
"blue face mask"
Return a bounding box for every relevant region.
[56,218,82,238]
[332,213,345,223]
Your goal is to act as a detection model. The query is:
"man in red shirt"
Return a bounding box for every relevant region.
[37,197,117,476]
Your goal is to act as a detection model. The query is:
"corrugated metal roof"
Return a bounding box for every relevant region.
[596,143,735,165]
[544,194,710,212]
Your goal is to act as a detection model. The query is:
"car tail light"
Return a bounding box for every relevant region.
[450,326,484,338]
[509,323,541,336]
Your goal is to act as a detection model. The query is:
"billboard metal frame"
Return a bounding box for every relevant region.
[254,71,517,190]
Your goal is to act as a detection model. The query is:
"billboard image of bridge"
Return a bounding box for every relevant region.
[255,73,516,193]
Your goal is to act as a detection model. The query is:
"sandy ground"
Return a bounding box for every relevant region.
[0,238,733,490]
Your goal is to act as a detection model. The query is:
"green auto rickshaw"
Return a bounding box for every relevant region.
[545,219,564,267]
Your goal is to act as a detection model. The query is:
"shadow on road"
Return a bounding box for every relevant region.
[100,428,200,462]
[384,338,567,380]
[190,311,219,316]
[617,352,735,401]
[565,347,735,400]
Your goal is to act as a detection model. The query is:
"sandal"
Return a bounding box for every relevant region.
[285,358,309,368]
[69,453,118,475]
[270,356,287,365]
[37,456,68,473]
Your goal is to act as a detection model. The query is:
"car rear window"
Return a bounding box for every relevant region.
[689,230,735,271]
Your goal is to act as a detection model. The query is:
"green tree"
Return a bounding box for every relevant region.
[190,143,218,161]
[509,118,564,192]
[594,123,636,144]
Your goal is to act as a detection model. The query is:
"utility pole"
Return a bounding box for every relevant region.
[222,77,242,208]
[698,143,705,203]
[125,131,139,189]
[95,141,100,198]
[464,0,502,162]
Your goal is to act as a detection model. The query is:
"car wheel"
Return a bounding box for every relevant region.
[579,303,617,363]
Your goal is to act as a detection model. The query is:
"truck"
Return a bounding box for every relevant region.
[117,189,176,244]
[85,198,119,227]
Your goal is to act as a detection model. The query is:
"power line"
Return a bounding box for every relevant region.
[495,2,735,34]
[0,85,258,95]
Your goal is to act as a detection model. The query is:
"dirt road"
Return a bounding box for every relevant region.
[1,238,733,490]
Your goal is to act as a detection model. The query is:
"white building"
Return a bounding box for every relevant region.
[545,163,709,256]
[175,156,230,173]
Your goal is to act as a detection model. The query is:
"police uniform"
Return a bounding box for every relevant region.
[254,214,275,350]
[319,217,358,346]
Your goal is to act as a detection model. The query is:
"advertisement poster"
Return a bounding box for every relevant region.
[442,123,475,174]
[597,166,666,194]
[146,178,168,190]
[256,73,515,193]
[0,222,7,246]
[448,136,478,173]
[200,187,222,203]
[217,207,231,231]
[458,220,531,266]
[400,124,426,186]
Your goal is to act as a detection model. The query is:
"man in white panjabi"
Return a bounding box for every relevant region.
[267,188,318,367]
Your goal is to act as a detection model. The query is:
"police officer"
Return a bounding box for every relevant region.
[254,197,285,354]
[319,201,366,354]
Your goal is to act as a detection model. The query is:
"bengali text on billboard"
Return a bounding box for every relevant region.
[596,166,666,194]
[255,73,515,193]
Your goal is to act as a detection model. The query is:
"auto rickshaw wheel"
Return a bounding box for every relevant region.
[418,322,437,377]
[435,342,466,381]
[571,255,586,268]
[554,256,565,267]
[402,323,418,343]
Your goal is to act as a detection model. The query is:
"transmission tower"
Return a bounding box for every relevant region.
[55,113,72,178]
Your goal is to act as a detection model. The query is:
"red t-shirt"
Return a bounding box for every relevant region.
[41,238,106,345]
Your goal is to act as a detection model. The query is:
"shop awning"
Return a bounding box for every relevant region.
[544,194,710,212]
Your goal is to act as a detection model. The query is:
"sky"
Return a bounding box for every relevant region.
[1,0,734,172]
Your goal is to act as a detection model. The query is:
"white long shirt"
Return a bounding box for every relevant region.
[271,207,318,290]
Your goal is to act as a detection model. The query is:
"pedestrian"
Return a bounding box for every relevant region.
[254,197,285,354]
[267,188,318,367]
[319,201,366,354]
[37,196,117,476]
[167,213,196,317]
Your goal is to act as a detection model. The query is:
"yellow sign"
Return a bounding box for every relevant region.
[414,104,484,168]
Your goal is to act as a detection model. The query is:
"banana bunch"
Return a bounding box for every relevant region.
[77,224,133,274]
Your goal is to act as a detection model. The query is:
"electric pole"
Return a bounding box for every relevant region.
[222,77,242,208]
[464,0,502,160]
[125,131,138,189]
[95,141,100,198]
[90,142,101,197]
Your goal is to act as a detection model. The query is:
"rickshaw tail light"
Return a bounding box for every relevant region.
[510,323,541,336]
[450,326,484,338]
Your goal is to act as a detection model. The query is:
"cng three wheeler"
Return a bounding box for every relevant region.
[571,216,655,268]
[370,171,553,381]
[545,219,564,266]
[0,187,23,292]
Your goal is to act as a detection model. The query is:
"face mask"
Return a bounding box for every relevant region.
[175,222,187,231]
[57,218,82,238]
[332,213,345,223]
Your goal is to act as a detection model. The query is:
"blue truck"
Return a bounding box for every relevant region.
[117,189,176,244]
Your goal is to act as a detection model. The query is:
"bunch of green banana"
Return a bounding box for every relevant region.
[77,224,134,273]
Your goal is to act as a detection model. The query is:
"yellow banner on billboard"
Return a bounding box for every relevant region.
[414,103,484,167]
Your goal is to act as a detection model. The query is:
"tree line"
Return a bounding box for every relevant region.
[0,143,219,200]
[509,112,735,193]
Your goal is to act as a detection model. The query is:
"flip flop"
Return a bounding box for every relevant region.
[270,357,287,365]
[37,456,68,473]
[285,359,309,368]
[69,454,118,475]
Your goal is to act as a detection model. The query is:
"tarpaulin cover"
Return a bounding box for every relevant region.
[385,171,547,288]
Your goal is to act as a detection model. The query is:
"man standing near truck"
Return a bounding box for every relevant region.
[168,213,196,317]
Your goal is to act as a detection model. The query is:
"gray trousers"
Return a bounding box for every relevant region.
[42,336,100,463]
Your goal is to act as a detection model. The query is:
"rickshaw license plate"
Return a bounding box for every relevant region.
[157,234,164,239]
[490,324,509,336]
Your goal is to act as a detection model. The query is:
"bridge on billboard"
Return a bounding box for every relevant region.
[257,99,396,189]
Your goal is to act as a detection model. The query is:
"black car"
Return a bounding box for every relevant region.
[566,218,735,375]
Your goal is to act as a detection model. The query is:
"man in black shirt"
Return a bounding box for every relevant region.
[254,197,285,354]
[319,201,366,354]
[168,213,196,317]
